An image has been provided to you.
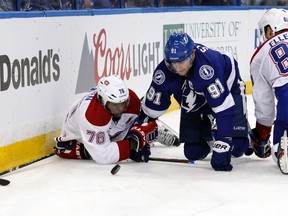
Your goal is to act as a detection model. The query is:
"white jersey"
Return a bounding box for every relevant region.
[250,31,288,126]
[56,88,140,164]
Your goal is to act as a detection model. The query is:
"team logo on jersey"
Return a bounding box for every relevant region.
[153,70,165,85]
[199,65,214,80]
[181,80,206,112]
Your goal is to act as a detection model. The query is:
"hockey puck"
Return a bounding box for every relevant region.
[111,164,121,175]
[0,178,10,186]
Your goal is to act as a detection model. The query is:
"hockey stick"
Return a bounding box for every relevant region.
[0,153,55,176]
[150,157,194,164]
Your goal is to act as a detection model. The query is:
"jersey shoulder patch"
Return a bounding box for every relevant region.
[153,70,166,85]
[199,64,215,80]
[85,95,112,126]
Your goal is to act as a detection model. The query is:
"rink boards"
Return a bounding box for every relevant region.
[0,7,267,173]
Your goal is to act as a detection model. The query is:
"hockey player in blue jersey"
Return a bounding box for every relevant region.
[141,32,249,171]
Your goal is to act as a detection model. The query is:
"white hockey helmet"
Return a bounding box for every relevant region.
[97,75,129,107]
[258,8,288,42]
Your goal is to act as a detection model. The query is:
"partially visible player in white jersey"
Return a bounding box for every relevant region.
[250,8,288,173]
[54,75,158,164]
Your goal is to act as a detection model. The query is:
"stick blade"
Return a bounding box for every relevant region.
[150,157,192,164]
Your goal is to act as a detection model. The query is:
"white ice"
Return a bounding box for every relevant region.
[1,96,288,216]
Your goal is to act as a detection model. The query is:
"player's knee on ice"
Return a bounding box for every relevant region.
[231,137,250,157]
[184,140,210,161]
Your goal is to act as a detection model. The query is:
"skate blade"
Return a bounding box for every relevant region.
[278,131,288,175]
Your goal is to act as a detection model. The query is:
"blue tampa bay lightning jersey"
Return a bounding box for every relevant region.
[142,43,245,137]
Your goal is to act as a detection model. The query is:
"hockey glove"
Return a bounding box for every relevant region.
[250,122,272,158]
[211,138,233,171]
[129,145,151,163]
[54,140,91,159]
[127,121,158,151]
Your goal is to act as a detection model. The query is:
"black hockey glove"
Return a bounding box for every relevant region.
[129,145,151,162]
[250,128,271,158]
[211,138,233,171]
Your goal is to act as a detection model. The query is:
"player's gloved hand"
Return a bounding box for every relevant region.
[211,138,233,171]
[129,145,151,162]
[54,140,91,159]
[250,122,272,158]
[127,120,158,151]
[134,109,157,126]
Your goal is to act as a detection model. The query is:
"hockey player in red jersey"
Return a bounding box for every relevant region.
[250,8,288,174]
[54,75,158,164]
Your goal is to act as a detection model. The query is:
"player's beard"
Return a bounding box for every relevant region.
[109,101,129,119]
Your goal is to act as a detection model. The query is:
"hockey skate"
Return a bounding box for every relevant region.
[277,130,288,175]
[156,121,181,147]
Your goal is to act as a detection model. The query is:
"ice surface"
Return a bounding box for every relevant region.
[1,96,287,216]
